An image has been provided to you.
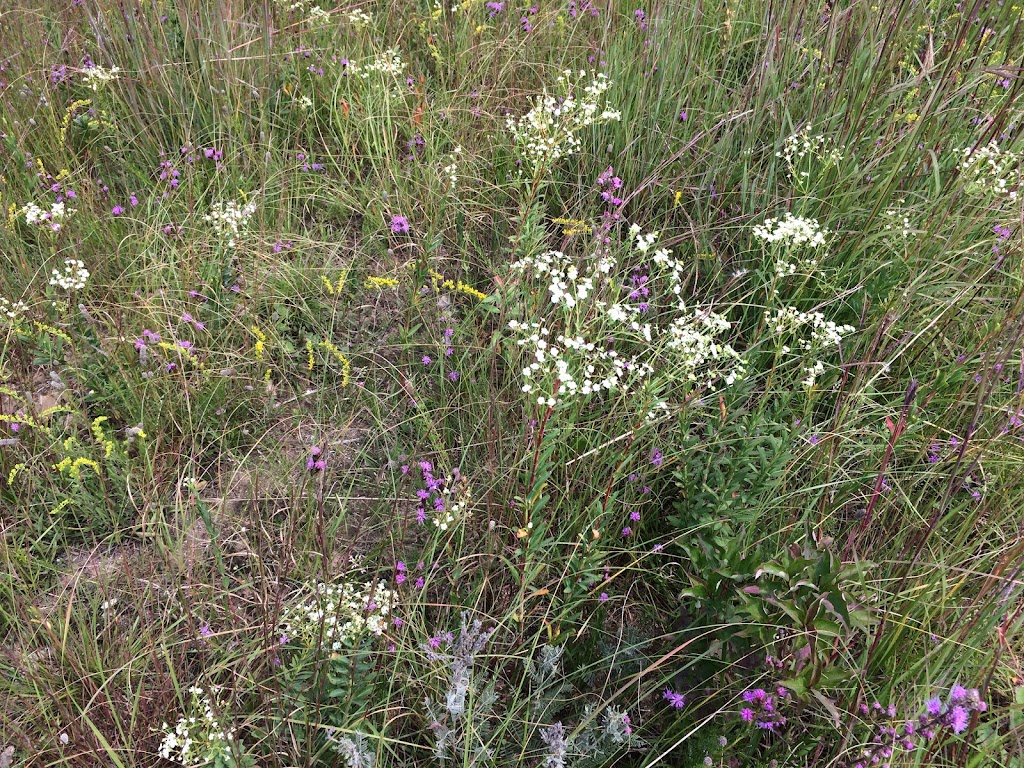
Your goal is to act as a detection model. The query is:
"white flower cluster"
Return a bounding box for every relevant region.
[511,250,594,309]
[776,123,843,178]
[0,297,28,321]
[664,307,746,385]
[281,578,397,650]
[507,70,621,174]
[276,0,330,26]
[629,224,684,292]
[621,229,745,384]
[883,203,911,238]
[306,5,331,26]
[602,226,684,342]
[753,213,828,249]
[158,686,236,766]
[960,141,1020,201]
[802,360,826,388]
[769,307,855,349]
[442,145,463,188]
[354,49,406,79]
[81,65,121,91]
[203,197,257,248]
[769,306,855,388]
[645,400,671,422]
[753,214,828,277]
[508,321,652,407]
[347,8,373,25]
[49,258,89,291]
[22,201,74,231]
[433,484,469,532]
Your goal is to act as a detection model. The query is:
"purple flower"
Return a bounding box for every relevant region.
[678,110,687,121]
[422,355,432,366]
[599,592,609,603]
[663,689,686,709]
[650,449,663,467]
[926,697,943,716]
[950,706,969,734]
[199,623,213,638]
[949,684,967,703]
[307,446,325,471]
[741,707,754,722]
[111,206,125,216]
[390,215,410,234]
[448,370,460,381]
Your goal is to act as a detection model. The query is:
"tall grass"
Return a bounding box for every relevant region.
[1,0,1023,766]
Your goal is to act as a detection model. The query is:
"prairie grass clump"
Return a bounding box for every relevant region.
[1,0,1023,767]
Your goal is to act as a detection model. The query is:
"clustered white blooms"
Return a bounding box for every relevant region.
[442,145,463,188]
[630,223,684,290]
[49,258,89,291]
[769,306,856,388]
[81,65,121,91]
[281,578,397,650]
[645,400,671,422]
[347,8,373,25]
[432,485,468,532]
[616,228,745,385]
[884,202,912,238]
[753,213,828,248]
[306,5,331,26]
[776,122,843,179]
[752,213,828,277]
[511,250,594,309]
[203,197,257,248]
[158,686,236,766]
[22,200,74,231]
[663,307,746,385]
[353,48,406,79]
[508,226,746,404]
[0,297,28,321]
[276,0,330,26]
[507,321,653,408]
[960,141,1020,201]
[507,70,621,174]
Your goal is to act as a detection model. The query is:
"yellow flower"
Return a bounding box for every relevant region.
[426,269,488,301]
[250,325,267,360]
[8,463,25,486]
[365,275,400,289]
[319,340,351,386]
[33,322,73,346]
